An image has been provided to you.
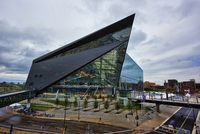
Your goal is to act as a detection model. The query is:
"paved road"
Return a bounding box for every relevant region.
[0,108,132,134]
[148,107,199,134]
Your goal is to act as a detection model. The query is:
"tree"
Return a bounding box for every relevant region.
[104,100,109,111]
[86,95,90,100]
[55,98,60,107]
[126,101,133,114]
[102,96,105,102]
[115,101,121,111]
[107,95,112,102]
[94,99,98,109]
[64,97,69,108]
[99,93,102,99]
[83,99,88,109]
[94,95,97,100]
[73,97,78,108]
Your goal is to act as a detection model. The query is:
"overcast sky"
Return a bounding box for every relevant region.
[0,0,200,84]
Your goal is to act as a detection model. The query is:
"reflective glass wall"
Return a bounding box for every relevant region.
[47,26,133,94]
[46,24,143,95]
[120,54,143,90]
[55,44,127,88]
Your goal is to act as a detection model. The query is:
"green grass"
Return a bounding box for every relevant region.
[125,103,141,111]
[31,104,52,111]
[144,106,153,112]
[0,86,23,93]
[42,99,57,104]
[42,99,70,106]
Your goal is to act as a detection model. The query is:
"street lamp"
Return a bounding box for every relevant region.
[78,99,80,120]
[63,96,67,133]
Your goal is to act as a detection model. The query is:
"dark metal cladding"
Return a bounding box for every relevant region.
[25,41,126,92]
[33,14,135,63]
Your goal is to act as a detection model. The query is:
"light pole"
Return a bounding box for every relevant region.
[78,99,80,120]
[9,124,13,134]
[135,105,139,126]
[63,96,67,133]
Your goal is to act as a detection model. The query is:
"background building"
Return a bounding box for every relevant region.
[164,79,197,94]
[164,79,179,92]
[196,83,200,92]
[179,79,196,94]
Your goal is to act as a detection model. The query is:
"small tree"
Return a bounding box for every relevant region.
[94,95,97,100]
[107,95,111,101]
[94,99,98,109]
[73,97,78,108]
[55,98,60,107]
[115,101,121,111]
[99,93,102,99]
[104,100,109,111]
[64,97,69,108]
[86,95,90,100]
[126,101,133,114]
[83,99,88,109]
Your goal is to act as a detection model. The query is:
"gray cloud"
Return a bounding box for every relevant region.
[0,20,52,75]
[131,29,147,47]
[0,0,200,84]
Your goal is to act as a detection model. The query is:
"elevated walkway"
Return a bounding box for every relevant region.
[130,98,200,109]
[0,90,36,108]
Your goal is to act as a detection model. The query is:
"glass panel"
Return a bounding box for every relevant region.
[120,54,143,90]
[47,26,135,95]
[51,27,132,59]
[55,43,128,89]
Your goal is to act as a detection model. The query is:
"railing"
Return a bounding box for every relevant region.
[129,91,200,109]
[130,91,200,104]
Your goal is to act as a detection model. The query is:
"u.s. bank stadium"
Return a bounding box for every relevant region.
[25,14,143,97]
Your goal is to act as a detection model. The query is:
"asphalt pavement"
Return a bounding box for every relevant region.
[0,107,132,134]
[148,107,199,134]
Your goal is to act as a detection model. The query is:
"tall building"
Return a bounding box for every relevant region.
[25,14,143,96]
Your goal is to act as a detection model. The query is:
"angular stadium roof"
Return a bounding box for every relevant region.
[34,14,135,63]
[25,14,135,93]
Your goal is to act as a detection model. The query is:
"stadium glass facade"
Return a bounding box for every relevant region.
[48,27,143,95]
[120,54,143,90]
